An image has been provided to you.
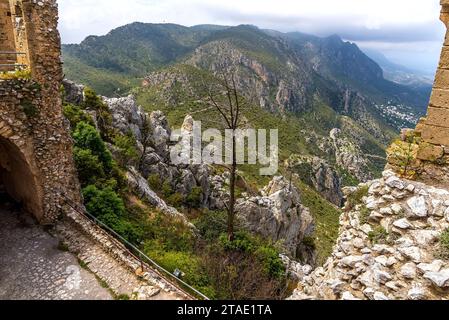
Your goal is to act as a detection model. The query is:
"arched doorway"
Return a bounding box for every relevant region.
[0,135,43,221]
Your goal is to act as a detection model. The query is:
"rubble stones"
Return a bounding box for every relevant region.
[289,172,449,300]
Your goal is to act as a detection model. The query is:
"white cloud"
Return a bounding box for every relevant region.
[57,0,444,73]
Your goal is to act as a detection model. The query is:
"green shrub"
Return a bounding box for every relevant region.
[113,132,139,166]
[162,180,174,198]
[219,231,255,252]
[83,87,108,111]
[194,210,228,241]
[73,121,113,172]
[142,212,195,253]
[83,185,125,221]
[82,185,143,243]
[63,103,94,128]
[359,205,371,225]
[82,87,113,139]
[255,246,285,279]
[21,99,38,117]
[346,185,369,210]
[148,174,161,190]
[186,187,203,209]
[368,226,389,244]
[302,236,316,249]
[167,192,184,208]
[0,69,31,80]
[438,229,449,259]
[73,147,105,186]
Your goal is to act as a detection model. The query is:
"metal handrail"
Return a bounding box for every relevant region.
[58,191,210,301]
[0,64,27,67]
[0,52,26,55]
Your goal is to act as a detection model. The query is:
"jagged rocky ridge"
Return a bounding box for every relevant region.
[63,82,318,264]
[289,170,449,300]
[236,176,316,264]
[287,155,344,207]
[105,95,317,262]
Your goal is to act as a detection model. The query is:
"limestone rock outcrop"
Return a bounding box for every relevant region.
[330,128,373,182]
[289,170,449,300]
[288,155,344,206]
[62,79,85,106]
[125,167,187,220]
[236,176,316,263]
[103,96,215,208]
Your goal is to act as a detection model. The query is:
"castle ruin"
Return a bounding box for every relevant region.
[0,0,80,223]
[387,0,449,185]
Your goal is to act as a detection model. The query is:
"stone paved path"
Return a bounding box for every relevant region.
[0,200,113,300]
[56,214,181,300]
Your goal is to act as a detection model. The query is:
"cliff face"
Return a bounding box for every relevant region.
[289,170,449,300]
[0,1,81,224]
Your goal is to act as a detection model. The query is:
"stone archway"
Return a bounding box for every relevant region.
[0,135,43,221]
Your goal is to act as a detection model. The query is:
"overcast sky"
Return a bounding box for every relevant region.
[58,0,445,75]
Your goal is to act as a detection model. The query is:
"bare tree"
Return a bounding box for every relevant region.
[199,70,251,241]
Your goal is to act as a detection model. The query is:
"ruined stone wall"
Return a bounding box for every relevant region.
[417,0,449,146]
[386,0,449,185]
[0,0,16,71]
[9,0,30,67]
[0,0,81,224]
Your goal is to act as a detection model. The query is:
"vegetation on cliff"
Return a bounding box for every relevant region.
[63,88,291,299]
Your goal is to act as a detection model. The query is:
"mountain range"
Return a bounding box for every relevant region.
[62,22,432,186]
[362,48,434,92]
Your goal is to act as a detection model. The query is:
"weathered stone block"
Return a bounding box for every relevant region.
[434,69,449,89]
[430,88,449,109]
[421,124,449,146]
[440,47,449,69]
[415,118,427,134]
[417,143,445,161]
[426,106,449,127]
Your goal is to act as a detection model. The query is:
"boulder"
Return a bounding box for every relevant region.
[150,111,171,158]
[104,95,144,141]
[398,246,423,263]
[62,79,85,105]
[409,230,439,247]
[406,196,429,218]
[417,260,444,274]
[407,286,427,300]
[393,218,414,230]
[400,263,417,279]
[423,269,449,288]
[236,176,316,262]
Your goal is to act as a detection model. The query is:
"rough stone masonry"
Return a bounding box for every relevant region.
[0,0,81,224]
[417,0,449,147]
[386,0,449,185]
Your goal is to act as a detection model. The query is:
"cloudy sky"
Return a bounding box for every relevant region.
[58,0,445,75]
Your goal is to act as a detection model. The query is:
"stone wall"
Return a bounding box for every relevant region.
[0,0,16,71]
[0,0,81,224]
[290,171,449,300]
[9,0,30,68]
[386,0,449,185]
[417,0,449,146]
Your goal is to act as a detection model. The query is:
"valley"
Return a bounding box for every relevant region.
[58,22,433,299]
